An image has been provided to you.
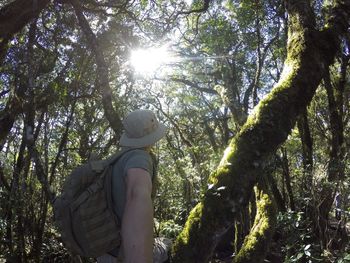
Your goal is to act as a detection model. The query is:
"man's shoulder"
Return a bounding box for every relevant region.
[113,148,152,169]
[123,148,152,159]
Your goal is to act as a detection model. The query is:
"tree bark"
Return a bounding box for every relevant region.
[266,164,286,213]
[0,162,9,191]
[316,52,348,249]
[8,129,27,262]
[0,0,50,64]
[171,1,350,262]
[280,148,295,211]
[233,178,276,263]
[297,109,313,189]
[0,78,27,150]
[234,207,250,255]
[324,71,345,181]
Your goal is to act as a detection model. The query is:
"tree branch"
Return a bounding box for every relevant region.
[178,0,212,15]
[0,0,50,64]
[69,0,123,137]
[167,77,218,94]
[171,0,350,261]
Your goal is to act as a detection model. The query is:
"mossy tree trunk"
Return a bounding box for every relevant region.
[233,178,276,263]
[171,1,350,262]
[233,154,277,263]
[234,207,251,254]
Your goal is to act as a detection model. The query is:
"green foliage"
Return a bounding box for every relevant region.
[277,211,319,262]
[158,219,183,239]
[276,211,324,262]
[337,253,350,263]
[140,0,149,9]
[0,0,349,261]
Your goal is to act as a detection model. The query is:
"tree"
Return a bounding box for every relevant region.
[0,0,349,262]
[171,1,350,262]
[0,0,50,64]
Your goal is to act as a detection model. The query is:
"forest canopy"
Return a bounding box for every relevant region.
[0,0,350,262]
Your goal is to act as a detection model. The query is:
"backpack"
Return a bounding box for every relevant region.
[53,150,130,258]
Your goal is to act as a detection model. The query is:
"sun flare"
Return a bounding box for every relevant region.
[130,46,172,74]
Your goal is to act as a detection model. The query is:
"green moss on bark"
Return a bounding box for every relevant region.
[171,1,349,262]
[171,204,204,262]
[233,181,276,263]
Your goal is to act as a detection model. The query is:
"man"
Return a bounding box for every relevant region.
[97,109,169,263]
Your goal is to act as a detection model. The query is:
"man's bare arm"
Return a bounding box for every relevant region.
[122,168,153,263]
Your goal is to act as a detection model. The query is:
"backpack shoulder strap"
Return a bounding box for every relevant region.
[106,148,136,165]
[89,148,134,172]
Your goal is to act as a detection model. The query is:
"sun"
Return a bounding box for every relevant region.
[130,45,172,75]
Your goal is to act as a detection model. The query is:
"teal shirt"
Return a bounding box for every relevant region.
[111,149,154,220]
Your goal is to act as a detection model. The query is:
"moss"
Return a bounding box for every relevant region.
[173,203,203,246]
[233,182,277,263]
[171,192,233,262]
[171,2,340,261]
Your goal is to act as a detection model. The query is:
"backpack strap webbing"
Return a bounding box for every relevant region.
[70,149,135,211]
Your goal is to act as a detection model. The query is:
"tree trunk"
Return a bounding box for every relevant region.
[204,121,219,153]
[171,1,350,262]
[9,130,27,262]
[297,109,313,189]
[233,178,276,263]
[0,162,9,191]
[266,164,286,213]
[24,20,55,204]
[280,148,295,211]
[317,54,348,249]
[0,77,27,150]
[324,71,345,181]
[234,207,250,255]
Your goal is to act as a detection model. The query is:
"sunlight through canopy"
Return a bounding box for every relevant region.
[130,46,172,75]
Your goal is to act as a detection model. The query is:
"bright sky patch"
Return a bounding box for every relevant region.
[130,46,171,75]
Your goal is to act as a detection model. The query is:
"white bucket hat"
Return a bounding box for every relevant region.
[119,109,167,148]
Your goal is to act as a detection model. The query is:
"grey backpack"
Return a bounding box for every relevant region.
[53,150,129,258]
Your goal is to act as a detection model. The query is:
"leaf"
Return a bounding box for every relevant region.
[304,244,311,250]
[140,0,148,8]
